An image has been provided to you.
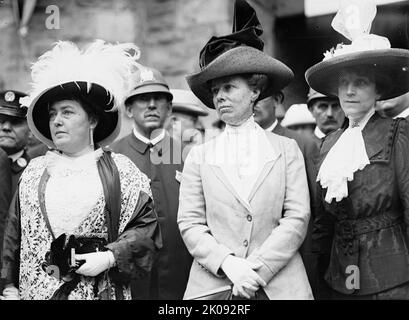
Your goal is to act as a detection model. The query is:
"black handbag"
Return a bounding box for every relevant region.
[42,234,108,281]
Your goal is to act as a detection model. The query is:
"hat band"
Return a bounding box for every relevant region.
[0,106,27,118]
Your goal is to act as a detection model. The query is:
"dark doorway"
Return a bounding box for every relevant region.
[274,1,409,109]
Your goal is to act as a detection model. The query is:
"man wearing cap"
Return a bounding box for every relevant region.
[111,67,192,300]
[0,90,31,196]
[376,92,409,119]
[166,89,208,157]
[254,92,320,297]
[306,88,345,148]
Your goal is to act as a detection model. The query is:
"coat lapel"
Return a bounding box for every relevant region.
[361,113,386,160]
[248,158,278,201]
[209,165,253,212]
[205,131,252,212]
[10,150,30,174]
[248,129,280,201]
[128,133,149,154]
[206,126,281,212]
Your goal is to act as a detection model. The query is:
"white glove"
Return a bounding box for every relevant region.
[0,284,20,300]
[221,255,266,299]
[75,251,116,277]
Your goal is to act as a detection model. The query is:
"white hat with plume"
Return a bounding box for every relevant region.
[22,39,142,148]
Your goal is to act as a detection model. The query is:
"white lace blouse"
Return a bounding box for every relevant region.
[44,149,104,237]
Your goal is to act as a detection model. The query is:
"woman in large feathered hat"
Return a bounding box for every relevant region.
[0,40,161,300]
[305,0,409,299]
[178,0,313,300]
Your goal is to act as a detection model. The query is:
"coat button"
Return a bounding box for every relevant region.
[243,240,248,247]
[247,215,252,222]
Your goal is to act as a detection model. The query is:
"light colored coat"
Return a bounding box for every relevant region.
[177,126,313,300]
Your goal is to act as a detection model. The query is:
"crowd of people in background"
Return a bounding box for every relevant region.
[0,0,409,300]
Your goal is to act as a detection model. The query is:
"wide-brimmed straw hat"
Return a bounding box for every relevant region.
[305,2,409,101]
[186,0,293,109]
[306,48,409,100]
[21,40,141,149]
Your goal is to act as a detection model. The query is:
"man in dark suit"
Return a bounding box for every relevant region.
[110,67,192,300]
[0,147,11,260]
[376,92,409,119]
[254,92,324,298]
[0,90,31,196]
[0,147,11,293]
[0,90,29,293]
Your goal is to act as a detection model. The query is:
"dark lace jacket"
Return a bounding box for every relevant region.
[0,151,162,299]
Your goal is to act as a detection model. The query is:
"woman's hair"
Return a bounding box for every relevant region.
[206,73,269,100]
[240,73,269,94]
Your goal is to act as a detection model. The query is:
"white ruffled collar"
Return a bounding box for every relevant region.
[45,148,103,177]
[317,109,374,203]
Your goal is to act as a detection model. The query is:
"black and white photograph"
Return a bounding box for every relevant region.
[0,0,409,309]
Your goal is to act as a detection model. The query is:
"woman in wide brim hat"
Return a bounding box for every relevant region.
[178,0,313,300]
[305,1,409,299]
[0,40,161,300]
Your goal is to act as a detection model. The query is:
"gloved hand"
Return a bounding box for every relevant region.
[0,284,20,300]
[221,255,266,299]
[75,251,116,277]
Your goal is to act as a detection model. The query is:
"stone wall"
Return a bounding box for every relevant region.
[0,0,275,138]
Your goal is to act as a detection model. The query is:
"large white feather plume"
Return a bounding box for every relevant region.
[20,39,142,110]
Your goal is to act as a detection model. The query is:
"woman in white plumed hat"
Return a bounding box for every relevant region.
[178,0,312,300]
[305,0,409,299]
[0,40,161,300]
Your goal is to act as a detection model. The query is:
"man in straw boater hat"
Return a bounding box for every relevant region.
[305,0,409,299]
[178,0,313,300]
[111,67,192,300]
[0,40,161,300]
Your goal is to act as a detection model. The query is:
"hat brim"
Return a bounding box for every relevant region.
[125,83,173,105]
[186,46,294,108]
[0,106,27,118]
[27,81,120,149]
[305,48,409,100]
[0,90,28,118]
[307,96,338,109]
[172,104,209,116]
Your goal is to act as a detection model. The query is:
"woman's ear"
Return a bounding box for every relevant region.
[375,90,381,101]
[90,117,98,129]
[251,89,261,103]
